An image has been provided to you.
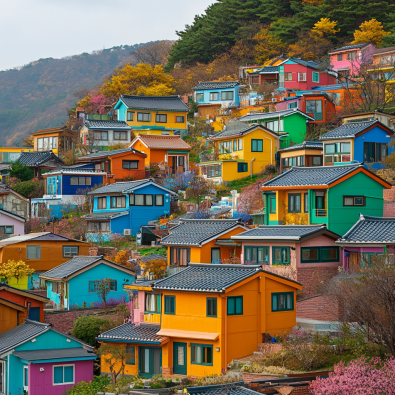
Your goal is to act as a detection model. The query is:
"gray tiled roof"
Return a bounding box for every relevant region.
[78,147,146,160]
[258,66,279,74]
[211,124,280,140]
[18,151,64,166]
[320,120,382,140]
[0,320,50,354]
[161,219,245,246]
[85,120,131,129]
[232,225,330,240]
[288,57,319,69]
[193,81,239,90]
[13,348,96,361]
[337,214,395,244]
[120,95,189,112]
[169,208,231,225]
[153,263,261,292]
[332,43,370,52]
[87,179,150,195]
[280,141,323,152]
[97,322,167,343]
[187,386,255,395]
[238,109,314,123]
[262,163,363,188]
[134,254,167,263]
[84,211,128,220]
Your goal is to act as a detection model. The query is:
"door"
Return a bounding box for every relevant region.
[211,248,221,264]
[29,307,40,321]
[173,342,187,375]
[349,252,360,272]
[139,347,162,378]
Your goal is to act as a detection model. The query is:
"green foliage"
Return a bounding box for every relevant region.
[71,315,110,345]
[12,180,36,197]
[9,161,34,181]
[67,375,111,395]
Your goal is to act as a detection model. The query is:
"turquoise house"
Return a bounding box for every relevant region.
[0,319,96,395]
[40,255,135,309]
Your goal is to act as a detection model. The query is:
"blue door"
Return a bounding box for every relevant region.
[29,307,40,321]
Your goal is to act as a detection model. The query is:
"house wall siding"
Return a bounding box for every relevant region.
[0,214,24,235]
[2,192,30,219]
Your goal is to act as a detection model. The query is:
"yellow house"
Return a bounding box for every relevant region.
[98,263,302,378]
[198,124,280,184]
[30,126,76,156]
[114,95,190,137]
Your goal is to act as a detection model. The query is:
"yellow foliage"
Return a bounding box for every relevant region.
[352,19,391,46]
[253,27,288,64]
[0,260,34,283]
[312,18,340,36]
[302,0,323,4]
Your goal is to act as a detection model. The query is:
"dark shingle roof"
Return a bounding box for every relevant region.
[120,95,189,112]
[13,348,96,361]
[161,219,245,246]
[78,147,146,160]
[133,254,167,263]
[332,43,370,52]
[97,322,167,343]
[85,120,131,129]
[193,81,239,90]
[287,57,319,69]
[262,164,363,188]
[87,179,150,195]
[238,109,314,123]
[319,120,388,140]
[153,263,261,292]
[211,124,281,140]
[337,214,395,244]
[258,66,279,74]
[18,151,64,166]
[84,211,129,220]
[187,386,256,395]
[280,141,323,152]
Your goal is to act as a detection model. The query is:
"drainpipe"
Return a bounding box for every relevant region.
[221,295,228,373]
[250,158,255,177]
[264,135,273,165]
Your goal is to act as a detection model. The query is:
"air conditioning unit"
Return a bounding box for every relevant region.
[124,229,131,236]
[272,98,277,102]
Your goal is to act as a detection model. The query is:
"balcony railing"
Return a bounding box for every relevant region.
[141,311,161,324]
[315,209,327,217]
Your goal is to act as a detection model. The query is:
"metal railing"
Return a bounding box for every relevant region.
[315,209,327,217]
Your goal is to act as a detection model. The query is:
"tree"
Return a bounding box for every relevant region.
[312,18,340,36]
[9,161,34,181]
[67,375,111,395]
[352,18,391,46]
[0,260,34,284]
[97,344,132,385]
[287,30,333,61]
[185,172,214,210]
[130,41,173,67]
[71,315,110,345]
[253,27,288,64]
[95,278,112,313]
[142,259,167,278]
[77,94,110,115]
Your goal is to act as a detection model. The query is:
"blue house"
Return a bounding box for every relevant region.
[320,120,394,169]
[0,319,96,395]
[84,179,176,238]
[40,255,135,309]
[31,164,107,219]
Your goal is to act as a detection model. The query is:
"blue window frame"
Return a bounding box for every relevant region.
[191,344,213,365]
[238,163,248,172]
[227,296,243,315]
[164,295,175,315]
[272,292,294,312]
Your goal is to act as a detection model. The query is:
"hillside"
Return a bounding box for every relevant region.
[0,42,154,146]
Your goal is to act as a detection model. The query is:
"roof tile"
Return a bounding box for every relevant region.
[193,81,239,90]
[120,95,189,112]
[18,151,64,167]
[78,147,146,160]
[135,134,191,149]
[85,120,131,129]
[320,120,383,140]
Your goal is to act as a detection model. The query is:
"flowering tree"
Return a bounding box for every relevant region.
[0,260,34,284]
[78,94,110,115]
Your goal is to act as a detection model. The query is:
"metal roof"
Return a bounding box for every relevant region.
[85,120,131,129]
[133,134,191,150]
[238,109,314,123]
[286,57,319,69]
[13,348,96,361]
[119,95,189,112]
[193,81,239,90]
[332,43,370,53]
[78,147,146,160]
[87,179,174,195]
[0,232,87,248]
[18,151,64,167]
[83,211,129,220]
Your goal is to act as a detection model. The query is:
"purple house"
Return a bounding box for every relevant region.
[336,214,395,270]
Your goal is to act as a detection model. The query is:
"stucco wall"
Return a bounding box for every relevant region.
[3,192,29,219]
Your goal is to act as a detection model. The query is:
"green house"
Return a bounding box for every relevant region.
[238,109,314,148]
[261,163,391,236]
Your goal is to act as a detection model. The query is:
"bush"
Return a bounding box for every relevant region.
[67,375,111,394]
[71,315,110,345]
[12,180,36,197]
[263,164,276,175]
[9,161,34,181]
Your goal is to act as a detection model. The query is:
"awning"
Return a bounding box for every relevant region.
[167,150,190,154]
[156,329,219,340]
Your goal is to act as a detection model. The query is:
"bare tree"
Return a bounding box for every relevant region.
[130,41,173,67]
[185,171,214,211]
[95,278,112,313]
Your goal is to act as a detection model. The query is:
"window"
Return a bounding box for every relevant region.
[37,137,58,151]
[304,193,308,213]
[70,177,91,186]
[269,195,276,214]
[94,131,108,141]
[288,193,301,213]
[53,365,74,385]
[288,102,297,109]
[324,142,351,163]
[315,191,326,211]
[145,293,160,313]
[301,247,320,262]
[238,139,243,150]
[301,247,339,263]
[127,112,133,121]
[52,281,59,294]
[273,247,290,265]
[156,114,167,123]
[170,247,191,266]
[244,246,269,265]
[155,195,164,206]
[321,247,339,261]
[176,116,185,123]
[89,280,117,293]
[266,119,284,132]
[227,296,243,315]
[26,245,41,259]
[298,73,306,82]
[337,54,343,61]
[126,346,135,365]
[114,131,127,140]
[312,72,319,83]
[222,91,234,100]
[306,100,323,120]
[206,297,217,317]
[110,196,126,208]
[191,344,213,365]
[211,247,221,264]
[196,93,204,102]
[0,226,13,234]
[233,140,237,151]
[343,196,365,206]
[347,52,356,60]
[251,139,263,152]
[207,165,222,178]
[87,221,110,233]
[238,163,248,172]
[164,295,175,315]
[122,160,139,169]
[332,92,341,105]
[364,142,388,162]
[272,292,294,312]
[137,113,150,122]
[23,366,28,391]
[313,156,322,166]
[97,197,107,209]
[219,141,232,154]
[209,92,219,101]
[130,194,153,206]
[284,72,292,81]
[63,246,79,258]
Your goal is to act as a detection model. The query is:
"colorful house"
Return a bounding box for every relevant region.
[329,43,375,77]
[0,319,95,395]
[76,147,147,182]
[341,111,395,129]
[0,282,49,332]
[40,255,135,309]
[161,219,248,266]
[17,150,64,178]
[100,264,302,378]
[198,124,280,184]
[336,214,395,271]
[0,232,90,290]
[278,141,323,173]
[237,109,314,148]
[369,46,395,92]
[0,184,30,220]
[84,179,176,237]
[231,224,341,297]
[30,126,76,156]
[114,95,189,137]
[0,209,25,238]
[130,134,192,175]
[261,163,391,236]
[0,147,34,164]
[79,120,132,151]
[247,65,281,86]
[320,120,394,168]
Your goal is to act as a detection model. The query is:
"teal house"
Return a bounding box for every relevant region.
[238,109,314,148]
[261,163,391,236]
[0,319,96,395]
[40,255,135,309]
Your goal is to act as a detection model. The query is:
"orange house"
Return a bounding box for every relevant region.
[130,134,192,174]
[30,126,77,156]
[76,147,147,183]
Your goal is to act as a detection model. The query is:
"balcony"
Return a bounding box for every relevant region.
[141,311,161,324]
[315,209,327,217]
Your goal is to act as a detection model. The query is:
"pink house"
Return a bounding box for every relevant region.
[329,43,376,77]
[231,224,342,297]
[0,208,25,237]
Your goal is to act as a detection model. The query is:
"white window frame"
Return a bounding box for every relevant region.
[26,245,41,260]
[298,73,306,82]
[52,364,75,386]
[23,366,28,391]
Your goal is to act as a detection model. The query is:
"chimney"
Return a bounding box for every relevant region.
[89,247,99,256]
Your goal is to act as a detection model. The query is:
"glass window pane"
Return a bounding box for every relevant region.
[64,366,74,383]
[235,297,243,314]
[146,195,153,205]
[135,195,144,205]
[354,197,363,205]
[227,298,235,315]
[325,144,335,154]
[54,366,63,384]
[344,197,353,206]
[272,294,278,311]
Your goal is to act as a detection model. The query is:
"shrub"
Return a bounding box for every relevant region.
[12,180,36,197]
[9,161,34,181]
[71,315,110,345]
[67,375,111,394]
[263,164,276,175]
